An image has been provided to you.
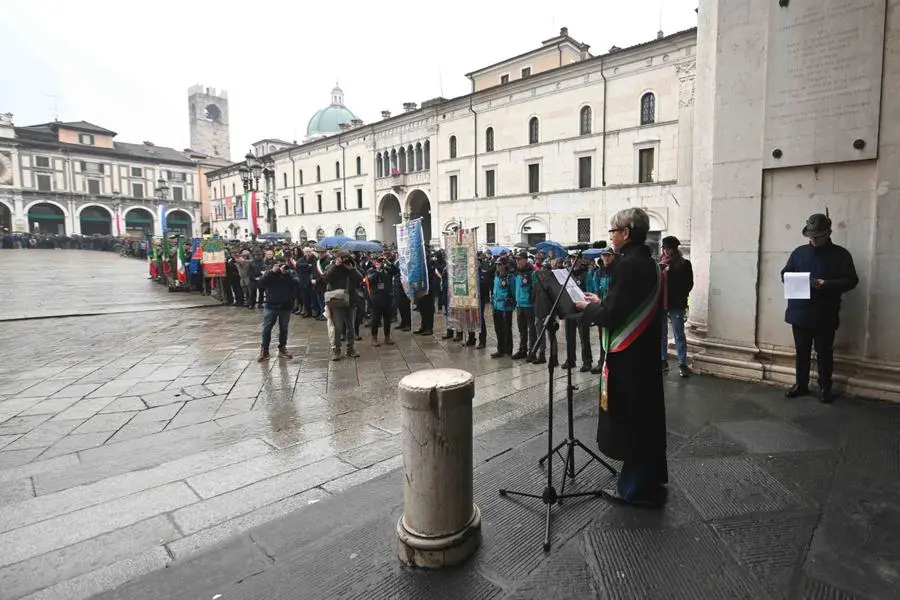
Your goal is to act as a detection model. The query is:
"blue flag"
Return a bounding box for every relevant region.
[396,219,429,298]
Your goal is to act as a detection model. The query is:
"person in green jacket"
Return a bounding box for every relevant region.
[491,257,517,358]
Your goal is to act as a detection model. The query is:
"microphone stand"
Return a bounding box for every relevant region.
[498,248,614,552]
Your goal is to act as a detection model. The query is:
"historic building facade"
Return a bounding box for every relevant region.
[0,116,204,237]
[207,27,698,254]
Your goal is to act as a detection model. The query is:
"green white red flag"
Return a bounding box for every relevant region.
[244,191,258,236]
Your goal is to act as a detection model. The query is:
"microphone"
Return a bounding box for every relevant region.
[567,243,592,251]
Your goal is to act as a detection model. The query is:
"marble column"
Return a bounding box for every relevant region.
[396,368,481,568]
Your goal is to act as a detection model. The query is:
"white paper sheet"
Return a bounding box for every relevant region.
[552,269,587,303]
[784,272,811,300]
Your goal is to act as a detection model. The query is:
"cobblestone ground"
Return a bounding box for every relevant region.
[0,250,598,600]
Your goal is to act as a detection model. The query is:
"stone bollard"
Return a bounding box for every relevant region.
[396,368,482,568]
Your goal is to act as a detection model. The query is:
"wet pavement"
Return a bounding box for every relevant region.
[1,250,898,600]
[0,250,598,600]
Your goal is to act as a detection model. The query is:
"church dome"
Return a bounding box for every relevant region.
[306,85,359,138]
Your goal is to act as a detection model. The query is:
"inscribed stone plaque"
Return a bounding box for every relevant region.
[763,0,885,169]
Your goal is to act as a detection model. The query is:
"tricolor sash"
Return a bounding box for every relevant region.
[599,265,662,411]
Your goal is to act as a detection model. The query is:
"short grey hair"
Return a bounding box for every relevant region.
[609,208,650,244]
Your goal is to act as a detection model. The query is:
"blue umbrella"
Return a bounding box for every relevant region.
[583,248,604,259]
[488,246,511,256]
[535,240,567,258]
[319,235,354,249]
[341,240,383,253]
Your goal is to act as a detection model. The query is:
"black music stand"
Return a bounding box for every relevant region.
[498,249,617,551]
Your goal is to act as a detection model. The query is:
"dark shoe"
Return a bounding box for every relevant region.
[476,338,486,350]
[247,305,255,310]
[331,350,342,361]
[490,351,505,359]
[580,364,592,373]
[372,335,380,347]
[819,388,836,404]
[525,354,536,363]
[591,364,602,374]
[532,355,547,364]
[785,384,810,398]
[679,364,692,378]
[400,326,411,332]
[346,349,360,358]
[413,329,424,335]
[384,336,395,345]
[442,329,454,340]
[355,334,363,341]
[561,360,574,370]
[417,330,433,336]
[465,334,476,347]
[257,348,270,362]
[453,332,464,342]
[601,488,666,509]
[511,351,527,360]
[277,347,292,359]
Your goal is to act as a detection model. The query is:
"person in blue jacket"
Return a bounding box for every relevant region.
[512,251,538,360]
[781,213,858,404]
[491,257,517,358]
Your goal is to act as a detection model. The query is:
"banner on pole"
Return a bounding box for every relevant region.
[201,236,226,278]
[396,218,429,298]
[444,228,480,331]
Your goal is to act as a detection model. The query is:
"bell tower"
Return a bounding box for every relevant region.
[188,85,231,160]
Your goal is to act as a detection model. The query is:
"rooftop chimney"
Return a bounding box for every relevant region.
[402,102,417,112]
[350,118,363,126]
[560,26,568,36]
[143,140,154,146]
[657,30,664,39]
[381,110,391,119]
[339,123,351,131]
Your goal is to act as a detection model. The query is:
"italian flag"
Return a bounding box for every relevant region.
[176,243,187,284]
[244,191,259,236]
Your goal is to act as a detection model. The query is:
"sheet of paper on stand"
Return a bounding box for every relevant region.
[552,269,586,303]
[784,272,812,299]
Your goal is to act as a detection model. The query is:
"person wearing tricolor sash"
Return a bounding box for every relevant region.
[575,207,668,508]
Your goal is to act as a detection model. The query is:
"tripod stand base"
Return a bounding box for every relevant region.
[498,486,603,552]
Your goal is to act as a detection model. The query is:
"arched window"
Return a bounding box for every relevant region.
[485,127,494,152]
[390,149,398,172]
[335,161,341,179]
[449,135,457,158]
[424,141,430,169]
[407,145,414,172]
[316,165,321,182]
[398,147,407,173]
[415,143,423,171]
[299,229,308,243]
[640,93,655,125]
[579,106,592,135]
[376,153,383,177]
[356,156,362,175]
[355,226,366,240]
[298,169,304,185]
[283,173,288,188]
[528,117,539,144]
[383,152,390,177]
[316,227,325,241]
[335,227,344,236]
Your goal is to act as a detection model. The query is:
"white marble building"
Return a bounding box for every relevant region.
[0,115,205,237]
[208,27,698,255]
[688,0,900,401]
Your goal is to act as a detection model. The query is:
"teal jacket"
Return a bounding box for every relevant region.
[514,268,537,308]
[492,271,517,312]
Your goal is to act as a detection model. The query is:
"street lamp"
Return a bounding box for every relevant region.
[155,177,170,202]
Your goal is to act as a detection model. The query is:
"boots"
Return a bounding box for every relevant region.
[442,328,455,340]
[453,330,464,342]
[476,336,486,350]
[372,334,381,347]
[278,347,293,359]
[384,334,395,345]
[511,349,527,360]
[257,346,270,362]
[465,332,476,346]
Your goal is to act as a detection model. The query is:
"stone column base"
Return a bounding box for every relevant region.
[397,504,482,569]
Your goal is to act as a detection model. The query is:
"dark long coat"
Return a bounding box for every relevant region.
[582,242,667,463]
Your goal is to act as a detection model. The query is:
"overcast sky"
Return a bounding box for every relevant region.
[0,0,697,161]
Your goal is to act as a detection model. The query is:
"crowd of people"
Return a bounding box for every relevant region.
[0,232,141,252]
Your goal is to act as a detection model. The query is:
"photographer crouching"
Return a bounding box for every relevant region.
[256,256,299,362]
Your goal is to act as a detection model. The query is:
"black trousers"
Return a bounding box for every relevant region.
[396,293,412,328]
[792,325,836,390]
[371,300,392,337]
[493,309,514,355]
[565,316,594,366]
[516,307,537,355]
[418,294,435,331]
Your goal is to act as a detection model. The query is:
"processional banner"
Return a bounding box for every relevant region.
[444,228,480,331]
[201,236,226,278]
[396,218,429,299]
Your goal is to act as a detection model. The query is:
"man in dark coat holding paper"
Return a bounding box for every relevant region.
[780,213,858,404]
[575,207,667,508]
